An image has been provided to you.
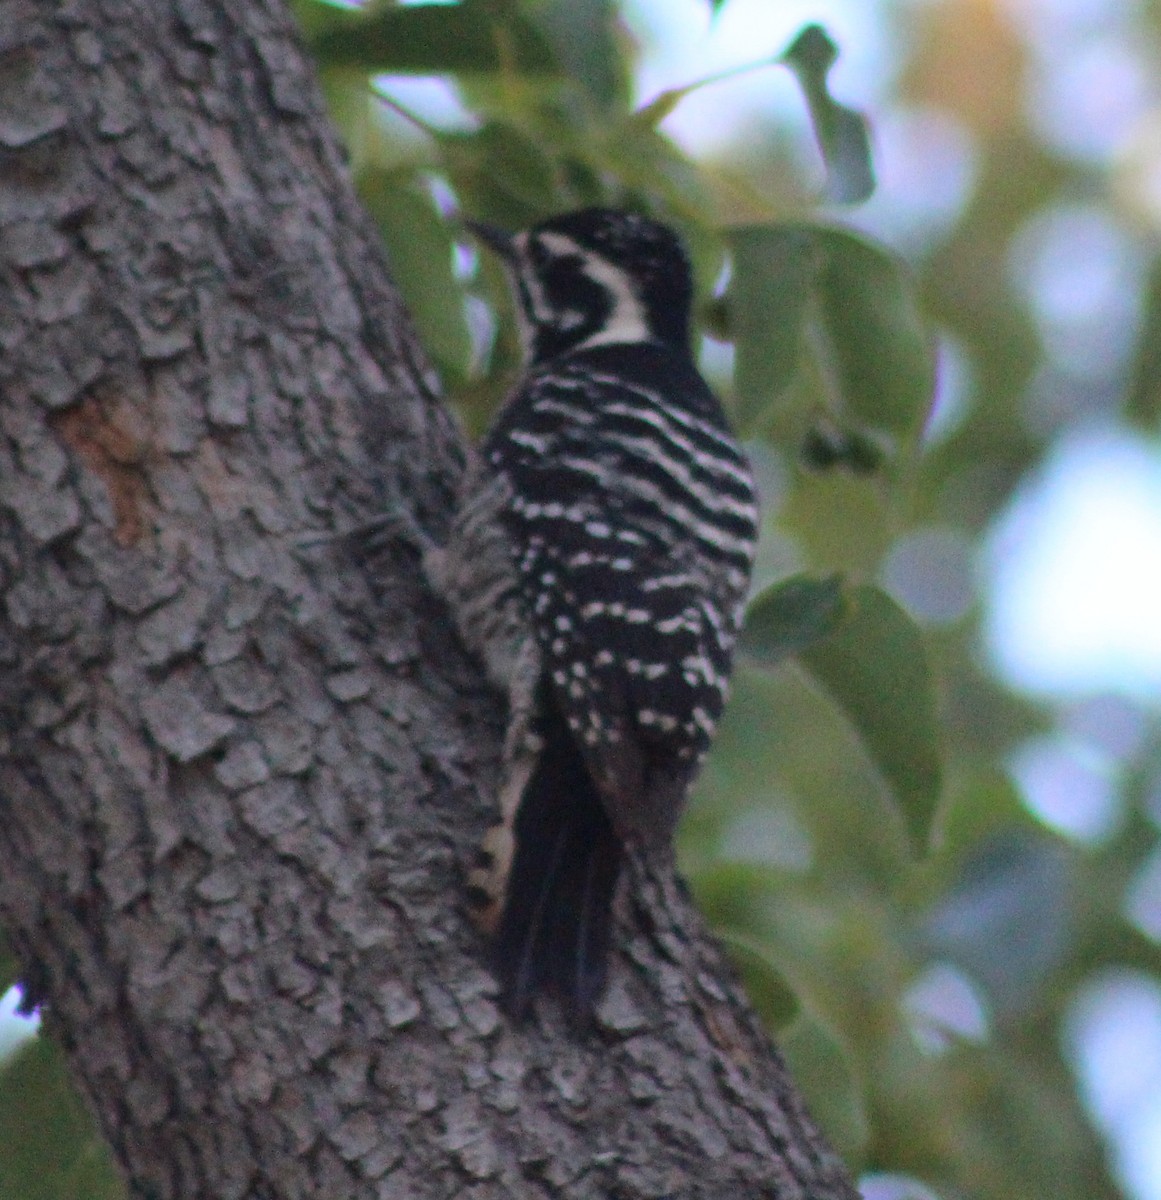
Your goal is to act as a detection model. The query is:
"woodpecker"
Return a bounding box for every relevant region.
[427,208,759,1019]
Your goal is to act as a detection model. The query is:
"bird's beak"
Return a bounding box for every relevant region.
[464,218,516,262]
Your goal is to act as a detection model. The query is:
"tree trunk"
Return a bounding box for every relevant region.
[0,3,860,1197]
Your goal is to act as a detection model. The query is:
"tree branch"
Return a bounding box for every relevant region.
[0,2,859,1196]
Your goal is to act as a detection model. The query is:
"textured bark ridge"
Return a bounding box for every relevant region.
[0,3,860,1197]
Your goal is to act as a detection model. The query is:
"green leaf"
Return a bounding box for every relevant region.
[318,66,378,172]
[0,1040,124,1200]
[632,87,688,130]
[781,24,874,205]
[311,4,559,76]
[597,123,717,227]
[443,122,561,225]
[690,859,785,930]
[726,226,820,431]
[358,171,473,383]
[530,0,630,112]
[725,225,934,446]
[936,768,1034,863]
[811,227,936,441]
[796,585,942,852]
[779,1012,869,1160]
[739,573,847,668]
[717,930,801,1028]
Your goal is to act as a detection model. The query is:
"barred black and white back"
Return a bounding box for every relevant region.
[437,208,759,1018]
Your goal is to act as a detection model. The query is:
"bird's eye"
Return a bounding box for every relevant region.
[544,255,583,289]
[528,238,553,269]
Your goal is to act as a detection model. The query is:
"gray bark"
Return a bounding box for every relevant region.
[0,2,860,1197]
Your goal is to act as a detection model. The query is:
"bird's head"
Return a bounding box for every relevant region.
[467,207,694,366]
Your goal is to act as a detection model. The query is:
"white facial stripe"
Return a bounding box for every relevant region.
[509,231,551,358]
[536,232,582,257]
[535,232,651,350]
[575,252,650,348]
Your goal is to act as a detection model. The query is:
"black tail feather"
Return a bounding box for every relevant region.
[492,696,622,1020]
[564,821,622,1014]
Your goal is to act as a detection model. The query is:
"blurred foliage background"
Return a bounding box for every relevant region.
[5,1,1161,1198]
